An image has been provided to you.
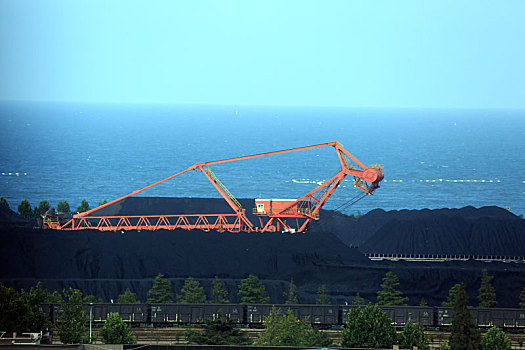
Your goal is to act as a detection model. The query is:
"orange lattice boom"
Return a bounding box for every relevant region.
[49,141,384,233]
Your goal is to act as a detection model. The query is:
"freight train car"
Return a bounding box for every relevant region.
[150,303,244,325]
[342,305,434,327]
[91,303,147,323]
[246,304,338,326]
[43,303,525,331]
[436,306,525,329]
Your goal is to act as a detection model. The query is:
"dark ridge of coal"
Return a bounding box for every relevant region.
[0,225,368,279]
[0,239,525,307]
[2,198,525,307]
[312,206,525,256]
[90,197,244,216]
[0,204,30,229]
[360,216,525,256]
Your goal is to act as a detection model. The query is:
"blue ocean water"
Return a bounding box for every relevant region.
[1,102,524,216]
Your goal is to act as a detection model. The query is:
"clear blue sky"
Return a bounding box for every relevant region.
[1,0,524,108]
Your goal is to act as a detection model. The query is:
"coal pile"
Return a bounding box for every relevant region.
[0,204,31,229]
[0,225,371,304]
[313,206,525,256]
[1,198,525,307]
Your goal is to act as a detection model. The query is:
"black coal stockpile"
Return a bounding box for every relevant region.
[1,198,525,307]
[0,204,31,229]
[313,206,525,256]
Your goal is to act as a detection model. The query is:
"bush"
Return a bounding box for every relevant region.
[256,306,332,347]
[186,317,251,345]
[399,319,429,350]
[341,303,396,348]
[99,312,135,344]
[481,327,511,350]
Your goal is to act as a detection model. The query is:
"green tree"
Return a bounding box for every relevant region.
[57,200,71,214]
[399,319,430,350]
[147,273,173,303]
[449,283,481,350]
[478,269,497,307]
[0,197,9,208]
[56,288,89,344]
[118,288,139,303]
[34,200,51,217]
[420,298,428,306]
[256,306,332,347]
[441,341,451,350]
[76,199,90,213]
[341,303,396,348]
[19,282,51,332]
[377,271,409,305]
[0,283,21,332]
[98,312,135,344]
[211,276,229,303]
[177,277,206,303]
[83,295,102,303]
[17,199,33,219]
[520,286,525,308]
[46,290,64,303]
[352,292,365,305]
[0,282,50,333]
[284,278,298,304]
[186,317,252,345]
[303,325,333,347]
[316,285,331,305]
[481,327,511,350]
[443,284,462,307]
[99,199,108,206]
[238,275,269,304]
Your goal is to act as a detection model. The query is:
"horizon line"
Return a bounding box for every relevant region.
[1,98,525,111]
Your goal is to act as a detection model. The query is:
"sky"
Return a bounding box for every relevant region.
[1,0,524,108]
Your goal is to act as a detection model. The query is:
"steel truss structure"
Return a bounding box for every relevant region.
[54,141,384,233]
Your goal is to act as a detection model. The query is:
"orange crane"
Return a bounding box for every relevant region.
[51,141,384,233]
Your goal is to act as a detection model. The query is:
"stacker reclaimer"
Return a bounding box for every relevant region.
[45,141,384,233]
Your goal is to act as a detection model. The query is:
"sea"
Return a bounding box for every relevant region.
[1,101,524,217]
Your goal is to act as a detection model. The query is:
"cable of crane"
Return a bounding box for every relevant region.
[332,192,367,213]
[312,192,368,232]
[335,193,368,214]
